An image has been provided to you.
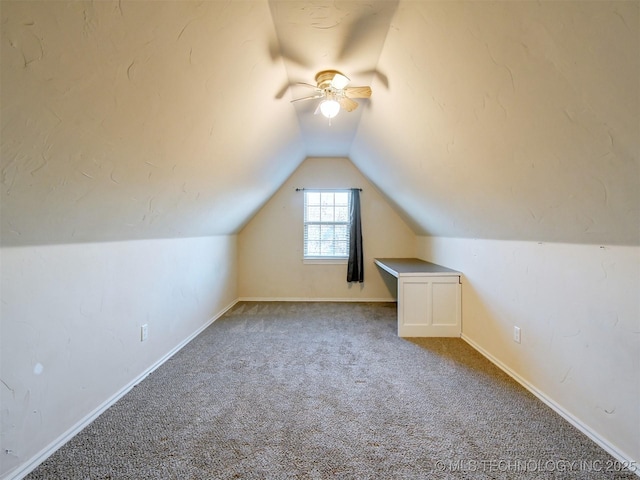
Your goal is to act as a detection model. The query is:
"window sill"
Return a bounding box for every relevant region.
[303,258,348,265]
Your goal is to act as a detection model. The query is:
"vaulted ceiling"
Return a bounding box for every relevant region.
[1,1,638,246]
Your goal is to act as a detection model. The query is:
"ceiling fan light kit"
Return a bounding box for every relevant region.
[291,69,372,120]
[320,99,341,119]
[315,70,349,90]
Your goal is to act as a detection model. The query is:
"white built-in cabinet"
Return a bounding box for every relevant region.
[375,258,462,337]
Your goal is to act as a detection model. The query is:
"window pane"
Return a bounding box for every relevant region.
[320,225,334,241]
[307,240,320,256]
[334,241,348,256]
[320,192,334,205]
[307,224,320,240]
[306,192,320,205]
[303,190,351,258]
[335,192,349,205]
[320,239,335,255]
[335,206,349,222]
[320,206,334,222]
[334,224,348,240]
[307,206,320,222]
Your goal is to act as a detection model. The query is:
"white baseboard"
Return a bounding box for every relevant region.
[461,334,639,478]
[5,299,239,480]
[237,297,396,303]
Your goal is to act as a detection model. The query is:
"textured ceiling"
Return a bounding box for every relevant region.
[1,0,638,246]
[269,0,399,156]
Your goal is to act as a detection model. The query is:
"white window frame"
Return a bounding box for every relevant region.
[303,189,351,263]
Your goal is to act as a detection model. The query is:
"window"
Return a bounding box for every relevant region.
[303,190,351,260]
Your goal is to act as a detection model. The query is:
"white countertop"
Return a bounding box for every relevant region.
[374,258,461,277]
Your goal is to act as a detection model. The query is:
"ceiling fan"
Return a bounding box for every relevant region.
[291,70,372,119]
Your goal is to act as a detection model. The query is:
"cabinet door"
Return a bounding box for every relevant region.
[398,276,461,337]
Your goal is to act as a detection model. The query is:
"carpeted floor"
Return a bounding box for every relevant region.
[27,302,636,479]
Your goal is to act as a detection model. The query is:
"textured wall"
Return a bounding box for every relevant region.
[1,1,304,246]
[417,236,640,465]
[4,1,635,247]
[238,157,416,300]
[352,1,639,245]
[0,236,238,479]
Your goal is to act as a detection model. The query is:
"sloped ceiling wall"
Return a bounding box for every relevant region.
[2,1,638,247]
[351,1,639,245]
[1,1,305,245]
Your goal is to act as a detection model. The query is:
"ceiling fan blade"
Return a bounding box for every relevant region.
[331,73,351,90]
[291,94,324,103]
[339,96,359,112]
[279,81,321,100]
[344,86,372,99]
[295,82,321,90]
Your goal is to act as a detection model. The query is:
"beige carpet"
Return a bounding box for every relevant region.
[27,302,636,479]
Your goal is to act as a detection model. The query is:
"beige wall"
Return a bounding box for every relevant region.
[238,157,416,300]
[417,236,640,465]
[1,236,238,479]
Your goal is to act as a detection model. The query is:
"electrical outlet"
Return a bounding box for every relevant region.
[513,326,521,344]
[141,324,148,342]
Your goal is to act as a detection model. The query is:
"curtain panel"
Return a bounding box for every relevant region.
[347,188,364,283]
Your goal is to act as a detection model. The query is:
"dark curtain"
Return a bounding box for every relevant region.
[347,189,364,283]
